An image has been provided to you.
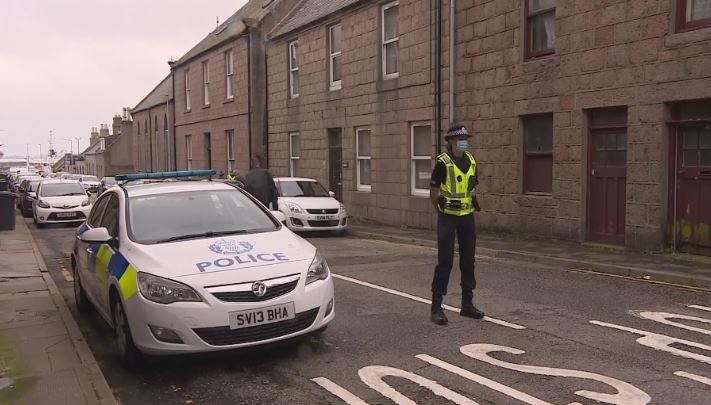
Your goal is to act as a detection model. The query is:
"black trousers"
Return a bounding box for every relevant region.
[431,212,476,300]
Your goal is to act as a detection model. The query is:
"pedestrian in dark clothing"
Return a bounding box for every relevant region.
[245,154,279,210]
[429,124,484,325]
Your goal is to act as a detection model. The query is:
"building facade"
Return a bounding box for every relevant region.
[77,113,134,177]
[171,0,300,176]
[267,0,711,252]
[131,76,174,172]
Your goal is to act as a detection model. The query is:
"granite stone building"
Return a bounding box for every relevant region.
[266,0,711,252]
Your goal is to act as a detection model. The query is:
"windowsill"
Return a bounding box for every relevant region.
[224,97,234,104]
[525,49,555,61]
[185,109,191,113]
[411,189,429,197]
[522,191,553,197]
[377,76,400,92]
[356,186,371,193]
[202,104,211,109]
[666,25,711,47]
[287,97,300,108]
[329,83,342,92]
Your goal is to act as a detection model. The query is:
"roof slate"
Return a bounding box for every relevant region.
[271,0,363,38]
[131,75,172,113]
[172,0,280,67]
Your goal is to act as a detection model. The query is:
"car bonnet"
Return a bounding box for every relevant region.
[125,227,317,283]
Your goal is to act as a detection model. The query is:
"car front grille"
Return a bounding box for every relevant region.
[212,279,299,302]
[193,307,320,346]
[51,204,79,209]
[306,208,338,214]
[307,220,340,227]
[47,212,86,221]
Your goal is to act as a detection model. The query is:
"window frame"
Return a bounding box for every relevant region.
[677,0,711,32]
[381,1,400,80]
[523,113,554,194]
[289,132,300,176]
[226,129,235,172]
[225,50,234,99]
[329,24,342,91]
[410,123,432,196]
[525,0,556,59]
[202,61,210,106]
[184,69,191,111]
[288,41,299,98]
[355,127,371,192]
[186,135,193,170]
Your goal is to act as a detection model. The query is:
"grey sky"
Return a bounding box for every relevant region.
[0,0,247,157]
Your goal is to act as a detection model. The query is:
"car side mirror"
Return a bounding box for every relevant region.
[271,210,287,223]
[328,191,335,198]
[79,227,112,243]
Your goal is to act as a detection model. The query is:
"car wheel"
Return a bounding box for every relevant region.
[72,261,92,314]
[113,297,142,368]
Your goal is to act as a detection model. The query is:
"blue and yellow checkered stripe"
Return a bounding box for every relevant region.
[87,242,138,301]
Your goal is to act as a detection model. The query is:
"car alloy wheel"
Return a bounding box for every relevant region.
[113,299,141,367]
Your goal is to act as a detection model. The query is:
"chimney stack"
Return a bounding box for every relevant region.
[112,115,122,135]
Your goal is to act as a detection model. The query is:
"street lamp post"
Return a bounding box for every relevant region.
[63,138,73,173]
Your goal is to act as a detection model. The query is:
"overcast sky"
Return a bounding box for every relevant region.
[0,0,247,157]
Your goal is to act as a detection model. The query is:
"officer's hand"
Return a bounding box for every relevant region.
[437,196,446,210]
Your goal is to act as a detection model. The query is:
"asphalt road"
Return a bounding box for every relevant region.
[27,218,711,405]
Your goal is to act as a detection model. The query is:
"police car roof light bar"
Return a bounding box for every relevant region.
[115,169,216,182]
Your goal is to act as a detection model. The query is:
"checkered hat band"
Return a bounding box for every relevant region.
[447,128,468,137]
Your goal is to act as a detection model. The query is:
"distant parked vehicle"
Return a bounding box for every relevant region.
[274,177,347,235]
[77,175,101,194]
[32,180,92,228]
[16,179,42,217]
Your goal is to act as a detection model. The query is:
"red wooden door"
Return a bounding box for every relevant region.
[674,125,711,248]
[589,130,627,243]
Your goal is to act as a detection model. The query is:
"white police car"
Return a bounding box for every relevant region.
[71,170,334,365]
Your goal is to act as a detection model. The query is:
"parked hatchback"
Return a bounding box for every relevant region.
[275,177,347,235]
[33,180,92,228]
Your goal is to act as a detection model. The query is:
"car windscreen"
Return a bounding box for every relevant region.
[39,183,86,197]
[82,176,100,182]
[27,181,41,192]
[277,180,329,197]
[127,189,278,244]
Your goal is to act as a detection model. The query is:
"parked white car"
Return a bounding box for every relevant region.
[33,180,92,228]
[275,177,347,234]
[77,175,101,194]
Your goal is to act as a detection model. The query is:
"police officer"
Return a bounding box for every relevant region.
[429,124,484,325]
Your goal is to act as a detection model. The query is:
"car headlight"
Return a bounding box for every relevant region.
[137,272,203,304]
[81,199,90,206]
[283,201,305,214]
[306,252,329,285]
[37,200,50,208]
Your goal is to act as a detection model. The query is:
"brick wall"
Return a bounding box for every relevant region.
[267,0,440,228]
[173,37,251,175]
[453,0,711,248]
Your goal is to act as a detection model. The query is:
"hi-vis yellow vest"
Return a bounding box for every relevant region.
[437,151,477,216]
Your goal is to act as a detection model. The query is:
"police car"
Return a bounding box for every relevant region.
[71,170,334,365]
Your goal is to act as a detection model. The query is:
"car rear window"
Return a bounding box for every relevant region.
[127,189,278,244]
[39,182,86,197]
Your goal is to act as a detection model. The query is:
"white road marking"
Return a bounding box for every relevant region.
[311,378,370,405]
[358,365,479,405]
[416,354,553,405]
[689,305,711,312]
[590,320,711,365]
[459,343,651,405]
[331,273,526,330]
[637,311,711,336]
[674,371,711,387]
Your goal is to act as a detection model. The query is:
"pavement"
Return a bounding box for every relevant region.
[347,221,711,290]
[0,212,116,405]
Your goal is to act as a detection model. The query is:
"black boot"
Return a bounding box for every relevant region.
[461,291,485,319]
[430,294,448,325]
